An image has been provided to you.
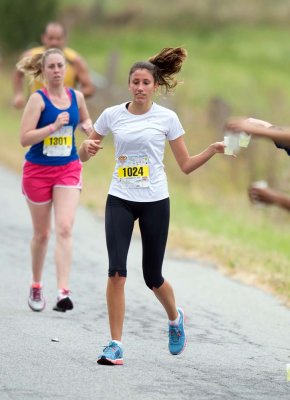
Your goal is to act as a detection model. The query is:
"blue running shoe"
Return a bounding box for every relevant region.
[97,341,124,365]
[168,307,186,355]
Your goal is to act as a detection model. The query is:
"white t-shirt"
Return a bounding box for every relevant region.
[93,102,185,202]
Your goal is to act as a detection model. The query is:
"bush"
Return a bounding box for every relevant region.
[0,0,58,53]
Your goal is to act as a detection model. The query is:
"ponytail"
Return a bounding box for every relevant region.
[16,53,43,80]
[129,47,187,93]
[149,47,187,91]
[16,48,65,82]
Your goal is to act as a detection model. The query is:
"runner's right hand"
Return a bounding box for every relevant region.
[83,139,103,156]
[54,112,70,129]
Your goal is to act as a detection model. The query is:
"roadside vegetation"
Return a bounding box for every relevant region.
[1,1,289,305]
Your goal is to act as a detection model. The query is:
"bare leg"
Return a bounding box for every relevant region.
[155,280,186,356]
[106,274,126,341]
[53,187,80,289]
[26,200,52,283]
[153,280,178,321]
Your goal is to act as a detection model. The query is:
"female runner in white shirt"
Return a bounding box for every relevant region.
[79,47,225,365]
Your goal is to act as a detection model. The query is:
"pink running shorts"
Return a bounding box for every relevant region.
[22,160,82,204]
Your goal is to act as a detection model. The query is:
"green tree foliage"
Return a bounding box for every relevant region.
[0,0,58,53]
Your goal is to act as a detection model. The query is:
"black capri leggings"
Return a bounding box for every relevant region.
[105,194,170,289]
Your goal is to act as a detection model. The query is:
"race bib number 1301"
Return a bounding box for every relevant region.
[43,126,73,157]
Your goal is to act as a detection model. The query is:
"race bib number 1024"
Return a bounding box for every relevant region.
[117,154,150,188]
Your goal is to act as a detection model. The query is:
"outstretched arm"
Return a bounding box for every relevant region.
[226,117,290,146]
[248,185,290,211]
[169,136,225,175]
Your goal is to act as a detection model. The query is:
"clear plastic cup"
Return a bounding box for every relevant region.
[251,180,268,189]
[224,132,240,155]
[250,180,268,207]
[239,131,251,148]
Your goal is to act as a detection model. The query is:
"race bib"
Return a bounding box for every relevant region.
[43,126,73,157]
[117,154,150,188]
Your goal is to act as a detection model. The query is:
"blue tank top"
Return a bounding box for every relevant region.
[25,88,80,166]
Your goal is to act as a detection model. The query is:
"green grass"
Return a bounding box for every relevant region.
[170,186,290,254]
[1,23,290,304]
[71,24,290,115]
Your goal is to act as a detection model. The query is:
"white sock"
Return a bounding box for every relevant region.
[58,289,69,299]
[169,312,180,326]
[111,339,123,348]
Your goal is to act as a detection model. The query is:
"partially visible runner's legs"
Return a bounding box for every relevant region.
[52,187,80,312]
[97,274,125,365]
[140,198,186,356]
[27,200,52,312]
[153,281,186,355]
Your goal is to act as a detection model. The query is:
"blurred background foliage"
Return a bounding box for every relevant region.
[0,0,289,303]
[2,0,290,52]
[0,0,58,52]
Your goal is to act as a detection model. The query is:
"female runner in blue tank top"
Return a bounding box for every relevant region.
[18,48,94,312]
[79,47,225,365]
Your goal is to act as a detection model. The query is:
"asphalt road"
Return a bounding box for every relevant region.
[0,164,289,400]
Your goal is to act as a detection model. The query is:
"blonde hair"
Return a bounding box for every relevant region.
[16,48,65,82]
[128,47,187,93]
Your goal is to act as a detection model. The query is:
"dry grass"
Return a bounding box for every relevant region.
[167,225,290,307]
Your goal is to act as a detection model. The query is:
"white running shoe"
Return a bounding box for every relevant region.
[28,284,46,312]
